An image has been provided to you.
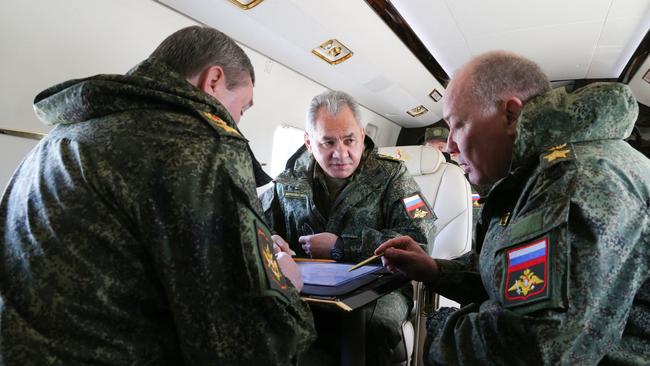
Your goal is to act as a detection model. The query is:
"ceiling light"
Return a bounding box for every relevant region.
[643,69,650,84]
[407,105,428,117]
[228,0,264,10]
[312,39,353,65]
[429,89,442,102]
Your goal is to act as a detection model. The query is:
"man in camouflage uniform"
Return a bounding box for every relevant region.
[377,51,650,364]
[424,126,451,156]
[0,26,315,365]
[263,90,435,365]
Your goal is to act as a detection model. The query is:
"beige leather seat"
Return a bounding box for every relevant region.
[377,145,472,366]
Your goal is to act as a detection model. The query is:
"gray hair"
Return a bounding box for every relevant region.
[150,26,255,89]
[448,51,550,115]
[306,90,362,132]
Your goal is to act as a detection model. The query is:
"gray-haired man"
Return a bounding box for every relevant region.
[264,90,436,365]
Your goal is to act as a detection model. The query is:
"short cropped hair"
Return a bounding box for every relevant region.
[449,51,550,115]
[150,26,255,89]
[306,90,362,132]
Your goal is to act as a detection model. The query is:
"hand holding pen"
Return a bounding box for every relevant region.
[368,236,439,281]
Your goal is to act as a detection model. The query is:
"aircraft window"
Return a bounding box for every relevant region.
[270,125,305,177]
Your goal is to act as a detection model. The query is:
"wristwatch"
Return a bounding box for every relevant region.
[330,237,345,261]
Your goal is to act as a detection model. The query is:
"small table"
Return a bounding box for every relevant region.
[301,269,410,366]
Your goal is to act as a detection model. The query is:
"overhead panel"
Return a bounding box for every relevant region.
[392,0,650,82]
[156,0,444,128]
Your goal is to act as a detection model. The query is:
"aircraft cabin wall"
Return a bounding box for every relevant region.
[0,0,402,192]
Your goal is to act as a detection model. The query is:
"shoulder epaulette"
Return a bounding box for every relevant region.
[376,153,403,163]
[539,143,575,168]
[200,111,246,140]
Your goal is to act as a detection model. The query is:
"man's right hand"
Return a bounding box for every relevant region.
[375,236,438,282]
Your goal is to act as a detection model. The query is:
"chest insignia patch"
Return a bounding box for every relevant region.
[203,112,242,137]
[503,237,549,307]
[402,193,432,219]
[255,222,289,293]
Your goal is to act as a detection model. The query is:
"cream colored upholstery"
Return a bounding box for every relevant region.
[377,145,472,366]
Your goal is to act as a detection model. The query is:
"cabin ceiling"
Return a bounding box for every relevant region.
[158,0,650,128]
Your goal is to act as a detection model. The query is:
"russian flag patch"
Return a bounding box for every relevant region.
[472,193,481,207]
[401,193,432,219]
[503,237,549,307]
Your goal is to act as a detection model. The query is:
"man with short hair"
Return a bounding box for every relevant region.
[0,26,315,365]
[377,51,650,364]
[423,126,449,152]
[264,90,435,365]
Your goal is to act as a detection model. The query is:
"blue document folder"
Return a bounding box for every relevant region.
[298,262,383,296]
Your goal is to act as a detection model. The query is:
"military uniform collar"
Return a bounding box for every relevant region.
[34,57,242,133]
[509,82,637,171]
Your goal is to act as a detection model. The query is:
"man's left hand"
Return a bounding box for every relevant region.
[298,232,338,259]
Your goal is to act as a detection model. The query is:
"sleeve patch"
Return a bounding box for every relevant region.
[503,237,549,308]
[401,193,433,219]
[255,221,290,295]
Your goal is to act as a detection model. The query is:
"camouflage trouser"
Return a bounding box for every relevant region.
[299,290,412,366]
[366,291,412,366]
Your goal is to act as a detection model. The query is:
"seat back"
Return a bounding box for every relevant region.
[378,145,472,366]
[378,145,472,258]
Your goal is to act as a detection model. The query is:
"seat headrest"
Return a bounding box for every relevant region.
[377,145,444,176]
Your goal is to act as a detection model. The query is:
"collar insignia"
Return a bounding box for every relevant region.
[203,112,241,137]
[402,193,432,219]
[503,237,550,308]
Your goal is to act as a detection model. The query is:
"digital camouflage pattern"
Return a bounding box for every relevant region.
[424,126,450,142]
[0,58,315,365]
[426,83,650,365]
[262,138,436,365]
[263,138,436,261]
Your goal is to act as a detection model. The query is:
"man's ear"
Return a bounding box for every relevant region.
[195,65,227,95]
[504,97,524,134]
[304,131,312,153]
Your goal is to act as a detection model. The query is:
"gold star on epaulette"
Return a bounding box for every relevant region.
[203,112,241,137]
[378,154,401,162]
[543,149,570,162]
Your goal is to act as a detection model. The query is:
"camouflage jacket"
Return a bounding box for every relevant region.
[263,138,436,262]
[427,83,650,365]
[0,58,315,365]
